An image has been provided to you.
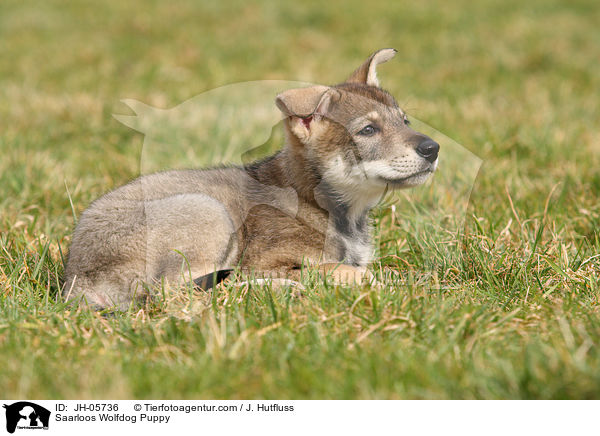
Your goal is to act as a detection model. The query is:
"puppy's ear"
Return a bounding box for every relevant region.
[345,48,397,87]
[275,85,338,118]
[276,86,340,143]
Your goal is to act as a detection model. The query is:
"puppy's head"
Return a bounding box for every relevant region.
[276,48,439,208]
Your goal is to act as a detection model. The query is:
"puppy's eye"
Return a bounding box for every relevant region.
[358,125,378,136]
[403,116,411,126]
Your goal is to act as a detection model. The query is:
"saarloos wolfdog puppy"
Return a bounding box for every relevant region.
[63,48,439,310]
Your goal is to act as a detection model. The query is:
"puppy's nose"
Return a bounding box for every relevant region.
[416,139,439,163]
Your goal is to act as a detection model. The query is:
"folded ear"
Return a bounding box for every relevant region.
[345,48,397,87]
[275,85,337,118]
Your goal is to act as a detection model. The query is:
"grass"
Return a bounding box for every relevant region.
[1,0,599,399]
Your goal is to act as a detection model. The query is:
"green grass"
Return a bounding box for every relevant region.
[1,0,600,399]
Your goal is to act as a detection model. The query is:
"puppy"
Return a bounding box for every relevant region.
[63,48,439,309]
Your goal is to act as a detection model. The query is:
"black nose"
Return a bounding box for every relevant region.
[416,139,439,163]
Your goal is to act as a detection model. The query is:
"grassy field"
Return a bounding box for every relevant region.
[1,0,599,399]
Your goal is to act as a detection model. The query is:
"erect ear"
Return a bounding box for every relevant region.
[275,85,338,119]
[345,48,397,87]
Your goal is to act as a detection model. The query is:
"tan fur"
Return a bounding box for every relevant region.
[63,48,439,310]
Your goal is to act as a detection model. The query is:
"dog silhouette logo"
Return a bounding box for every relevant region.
[2,402,50,433]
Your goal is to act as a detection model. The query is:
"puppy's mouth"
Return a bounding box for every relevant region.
[378,169,434,186]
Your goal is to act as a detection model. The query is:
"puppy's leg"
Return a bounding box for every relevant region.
[260,264,374,287]
[316,263,375,285]
[233,277,305,293]
[212,264,374,295]
[145,193,239,286]
[214,269,305,294]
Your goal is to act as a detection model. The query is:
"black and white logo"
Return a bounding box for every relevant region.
[2,402,50,434]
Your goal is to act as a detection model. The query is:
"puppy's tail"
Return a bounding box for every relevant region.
[193,269,233,291]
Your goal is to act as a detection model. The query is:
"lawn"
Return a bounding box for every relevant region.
[0,0,599,399]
